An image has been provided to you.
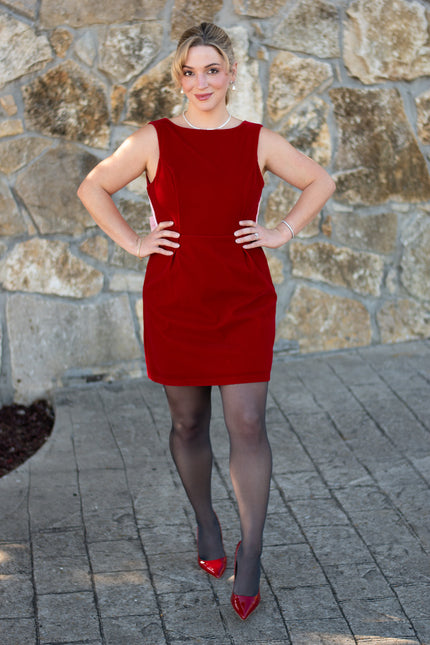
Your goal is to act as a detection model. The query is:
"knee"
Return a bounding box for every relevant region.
[171,414,207,443]
[226,409,267,445]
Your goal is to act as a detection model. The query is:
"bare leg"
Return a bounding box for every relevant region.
[164,385,224,560]
[220,382,271,595]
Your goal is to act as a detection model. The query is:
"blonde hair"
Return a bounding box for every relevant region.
[171,22,236,97]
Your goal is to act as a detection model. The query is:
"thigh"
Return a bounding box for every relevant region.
[164,385,212,432]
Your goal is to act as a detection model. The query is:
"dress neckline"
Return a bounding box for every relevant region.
[165,117,247,131]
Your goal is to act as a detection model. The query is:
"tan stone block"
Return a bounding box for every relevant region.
[227,26,263,123]
[400,212,430,301]
[1,0,37,18]
[74,31,97,66]
[330,87,430,205]
[290,241,384,296]
[271,0,340,58]
[23,61,109,148]
[265,183,299,229]
[109,198,152,270]
[0,177,27,237]
[264,251,284,285]
[7,293,142,402]
[109,272,144,292]
[99,22,163,83]
[40,0,165,27]
[0,137,52,175]
[279,97,331,166]
[125,54,183,126]
[80,236,109,263]
[111,86,127,125]
[170,0,224,40]
[15,143,98,235]
[0,95,18,116]
[416,89,430,145]
[277,285,371,352]
[268,52,333,121]
[0,119,24,137]
[344,0,430,84]
[135,298,144,342]
[331,211,398,254]
[264,182,319,238]
[377,299,430,344]
[0,238,103,298]
[233,0,286,17]
[0,13,52,87]
[49,28,73,57]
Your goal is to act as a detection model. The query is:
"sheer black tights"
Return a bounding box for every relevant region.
[164,382,271,596]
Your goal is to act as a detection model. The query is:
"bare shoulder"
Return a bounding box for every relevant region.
[115,122,158,157]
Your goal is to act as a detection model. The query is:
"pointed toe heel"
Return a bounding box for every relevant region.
[198,555,227,578]
[197,514,227,579]
[231,589,261,620]
[230,541,261,620]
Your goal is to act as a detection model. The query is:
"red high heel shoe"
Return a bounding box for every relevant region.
[197,515,227,579]
[231,541,261,620]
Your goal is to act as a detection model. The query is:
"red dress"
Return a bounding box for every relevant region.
[143,118,277,386]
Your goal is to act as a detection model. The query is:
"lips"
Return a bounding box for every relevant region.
[195,93,213,101]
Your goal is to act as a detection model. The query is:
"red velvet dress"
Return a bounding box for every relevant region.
[143,118,277,386]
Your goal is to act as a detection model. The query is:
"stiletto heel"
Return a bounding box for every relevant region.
[197,514,227,579]
[231,541,261,620]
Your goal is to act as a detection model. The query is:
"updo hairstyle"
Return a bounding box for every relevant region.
[171,22,236,100]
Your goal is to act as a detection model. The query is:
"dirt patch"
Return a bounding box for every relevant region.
[0,400,55,477]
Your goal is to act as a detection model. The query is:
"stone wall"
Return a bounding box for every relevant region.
[1,0,429,403]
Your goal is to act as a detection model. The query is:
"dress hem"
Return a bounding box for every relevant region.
[146,371,272,386]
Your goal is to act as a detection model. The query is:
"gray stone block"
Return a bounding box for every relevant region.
[264,544,326,589]
[0,617,36,645]
[0,574,34,619]
[83,506,139,543]
[288,618,355,644]
[102,615,167,645]
[288,497,350,528]
[88,538,148,573]
[340,597,416,639]
[304,525,371,566]
[0,543,31,575]
[323,562,393,601]
[94,570,158,617]
[277,585,343,620]
[37,591,100,642]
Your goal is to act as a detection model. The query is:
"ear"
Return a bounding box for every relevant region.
[230,61,238,81]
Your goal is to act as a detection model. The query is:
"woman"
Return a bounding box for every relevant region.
[78,22,335,620]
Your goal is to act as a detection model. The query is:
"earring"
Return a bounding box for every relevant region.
[180,89,184,94]
[231,82,236,91]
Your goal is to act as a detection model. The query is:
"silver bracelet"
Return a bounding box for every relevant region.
[281,219,295,239]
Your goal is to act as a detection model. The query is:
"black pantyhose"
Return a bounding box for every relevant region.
[164,382,272,597]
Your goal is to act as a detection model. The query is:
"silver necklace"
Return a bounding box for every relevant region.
[183,111,232,130]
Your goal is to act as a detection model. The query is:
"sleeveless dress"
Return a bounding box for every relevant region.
[142,118,277,386]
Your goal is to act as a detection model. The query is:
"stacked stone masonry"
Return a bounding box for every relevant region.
[0,0,429,403]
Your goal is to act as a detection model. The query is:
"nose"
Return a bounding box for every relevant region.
[196,72,208,89]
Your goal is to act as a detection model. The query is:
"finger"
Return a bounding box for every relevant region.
[158,220,175,228]
[235,226,259,237]
[239,220,256,226]
[159,239,180,248]
[236,232,260,244]
[154,247,175,255]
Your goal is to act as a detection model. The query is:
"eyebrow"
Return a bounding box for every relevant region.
[182,63,221,69]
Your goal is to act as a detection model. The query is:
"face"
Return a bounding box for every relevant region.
[180,45,236,111]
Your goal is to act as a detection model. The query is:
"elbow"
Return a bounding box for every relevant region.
[327,175,336,197]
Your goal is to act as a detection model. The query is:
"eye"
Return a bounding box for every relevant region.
[208,68,219,74]
[183,70,193,77]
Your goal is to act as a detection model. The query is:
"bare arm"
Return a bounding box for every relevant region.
[77,124,180,257]
[235,127,336,249]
